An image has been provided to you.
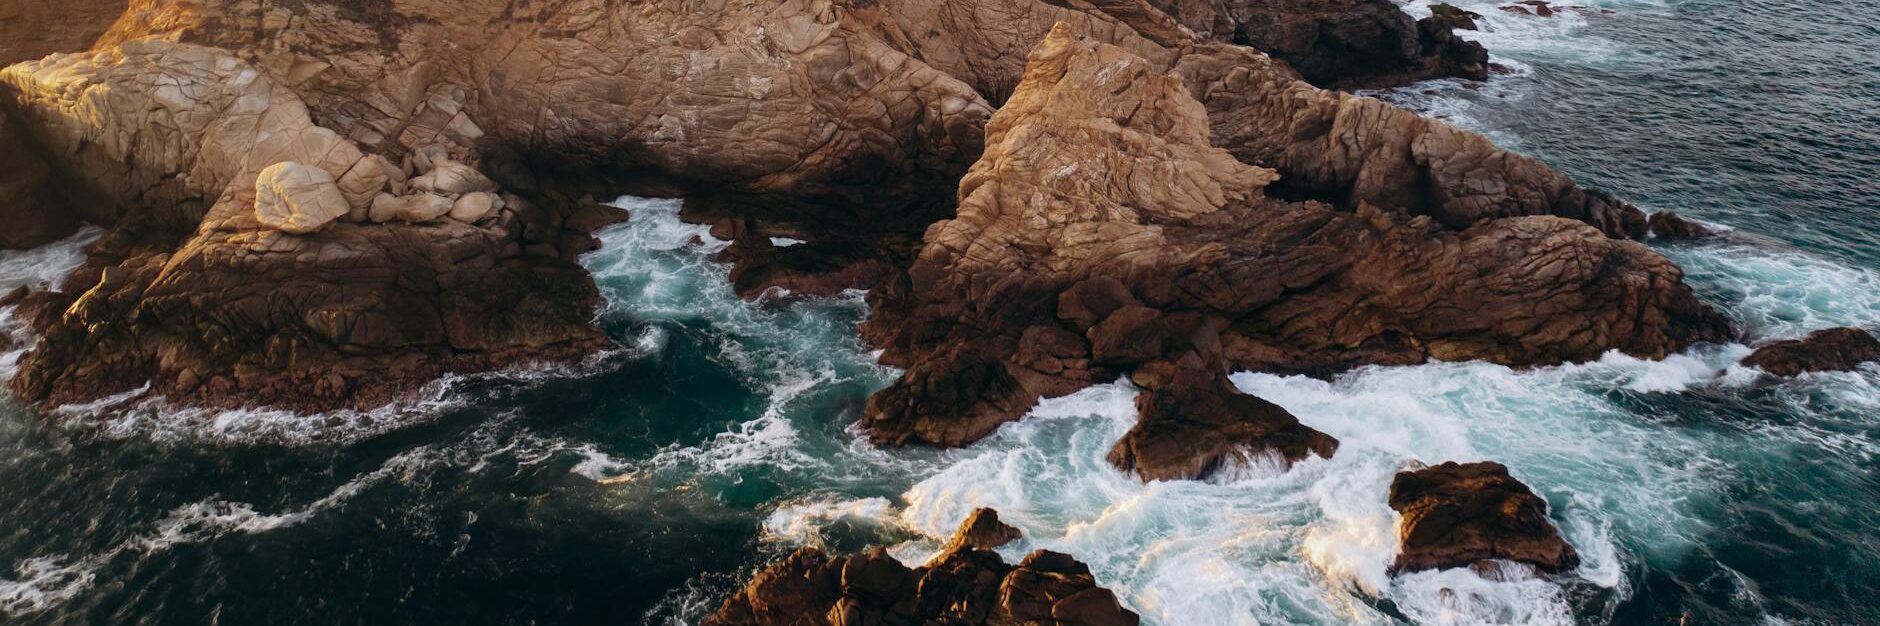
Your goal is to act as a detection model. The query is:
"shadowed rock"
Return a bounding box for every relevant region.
[1388,461,1581,575]
[1742,327,1880,376]
[707,507,1138,626]
[1647,211,1714,240]
[1110,355,1339,481]
[859,27,1728,458]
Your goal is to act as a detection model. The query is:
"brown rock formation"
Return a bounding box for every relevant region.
[1,40,609,411]
[858,27,1728,456]
[1109,356,1339,481]
[1647,211,1714,240]
[1145,0,1489,88]
[707,507,1138,626]
[1,0,1726,416]
[1741,327,1880,376]
[0,0,127,67]
[1388,461,1581,575]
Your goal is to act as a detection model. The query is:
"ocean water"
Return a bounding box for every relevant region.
[2,1,1878,624]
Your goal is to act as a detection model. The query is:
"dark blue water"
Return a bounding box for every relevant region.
[2,1,1879,624]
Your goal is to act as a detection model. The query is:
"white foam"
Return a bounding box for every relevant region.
[1665,244,1880,342]
[0,447,432,615]
[762,496,898,547]
[0,227,101,383]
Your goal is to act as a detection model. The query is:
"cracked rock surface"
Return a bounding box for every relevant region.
[857,26,1728,455]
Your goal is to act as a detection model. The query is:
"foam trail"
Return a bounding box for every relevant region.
[0,227,101,383]
[0,447,434,615]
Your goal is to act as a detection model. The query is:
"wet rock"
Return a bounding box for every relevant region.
[1388,461,1581,575]
[1429,3,1484,30]
[1741,327,1880,376]
[1648,211,1714,240]
[860,27,1728,453]
[1110,357,1339,481]
[707,507,1138,626]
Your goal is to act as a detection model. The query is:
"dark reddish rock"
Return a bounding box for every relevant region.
[1647,211,1714,240]
[706,508,1138,626]
[0,285,29,309]
[860,28,1729,455]
[1428,3,1484,30]
[1388,461,1581,575]
[942,508,1023,553]
[1741,327,1880,376]
[1141,0,1489,88]
[1110,355,1338,481]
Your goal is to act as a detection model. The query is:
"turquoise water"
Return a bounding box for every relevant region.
[2,1,1879,623]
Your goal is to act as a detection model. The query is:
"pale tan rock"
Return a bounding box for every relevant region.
[253,161,349,234]
[448,191,499,224]
[335,154,401,220]
[396,194,455,223]
[409,160,495,196]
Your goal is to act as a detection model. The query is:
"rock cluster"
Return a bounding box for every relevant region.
[1388,461,1582,575]
[707,508,1138,626]
[0,0,1730,421]
[859,27,1729,464]
[1741,327,1880,376]
[0,40,609,411]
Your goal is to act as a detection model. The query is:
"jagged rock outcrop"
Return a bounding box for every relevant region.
[1109,355,1339,481]
[707,508,1138,626]
[1741,327,1880,376]
[1,0,1725,414]
[1,40,609,411]
[1647,211,1713,240]
[859,26,1728,453]
[1145,0,1489,88]
[1388,461,1581,575]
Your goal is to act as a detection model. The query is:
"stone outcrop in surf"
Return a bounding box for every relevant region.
[858,26,1729,456]
[1,40,611,411]
[706,508,1139,626]
[0,0,1727,416]
[1741,327,1880,376]
[1145,0,1490,88]
[1388,461,1581,575]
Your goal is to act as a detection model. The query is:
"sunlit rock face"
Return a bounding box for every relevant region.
[857,26,1728,456]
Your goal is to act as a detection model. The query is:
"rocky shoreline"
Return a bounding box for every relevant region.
[0,0,1837,621]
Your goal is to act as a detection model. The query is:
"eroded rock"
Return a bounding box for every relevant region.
[706,507,1138,626]
[1741,327,1880,376]
[859,27,1727,454]
[254,162,349,234]
[1388,461,1581,575]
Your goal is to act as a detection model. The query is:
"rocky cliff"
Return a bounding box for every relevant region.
[857,26,1728,459]
[0,0,1728,420]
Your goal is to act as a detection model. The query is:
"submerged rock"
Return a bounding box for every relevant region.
[1742,327,1880,376]
[706,507,1138,626]
[1648,211,1714,240]
[1388,461,1581,575]
[860,27,1728,455]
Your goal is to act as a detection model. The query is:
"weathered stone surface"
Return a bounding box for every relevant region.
[254,162,349,234]
[1388,461,1581,575]
[1741,327,1880,376]
[1110,356,1339,481]
[1647,211,1713,240]
[859,28,1727,452]
[707,508,1138,626]
[0,0,126,67]
[2,40,608,412]
[1147,0,1489,88]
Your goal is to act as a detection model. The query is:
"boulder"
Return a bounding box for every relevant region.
[1110,356,1339,481]
[1741,327,1880,376]
[859,27,1728,451]
[707,508,1138,626]
[253,162,349,234]
[449,191,502,224]
[1648,211,1713,240]
[1429,3,1483,30]
[1388,461,1581,575]
[410,159,496,196]
[335,154,402,220]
